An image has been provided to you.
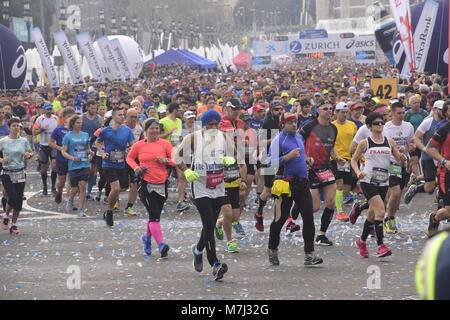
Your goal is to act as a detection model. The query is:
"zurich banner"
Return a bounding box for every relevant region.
[0,24,27,90]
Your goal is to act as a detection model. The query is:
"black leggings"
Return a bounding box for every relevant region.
[194,196,227,267]
[138,181,167,222]
[1,175,25,211]
[269,179,315,253]
[97,158,111,197]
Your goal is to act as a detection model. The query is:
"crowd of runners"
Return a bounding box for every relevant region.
[0,57,449,282]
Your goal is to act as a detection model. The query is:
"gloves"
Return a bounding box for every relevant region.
[184,169,200,183]
[220,156,236,167]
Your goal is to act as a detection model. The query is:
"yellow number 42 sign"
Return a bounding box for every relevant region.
[371,78,398,105]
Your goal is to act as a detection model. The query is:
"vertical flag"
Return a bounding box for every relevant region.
[109,38,133,80]
[76,32,105,83]
[54,30,84,84]
[389,0,416,72]
[96,37,122,81]
[31,27,59,87]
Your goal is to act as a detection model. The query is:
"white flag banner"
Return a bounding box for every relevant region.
[54,30,84,84]
[109,39,133,80]
[76,32,105,83]
[389,0,416,71]
[96,37,122,81]
[30,27,59,87]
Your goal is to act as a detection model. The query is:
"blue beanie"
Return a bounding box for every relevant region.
[201,109,221,127]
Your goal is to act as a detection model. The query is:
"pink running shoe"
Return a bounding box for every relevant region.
[376,244,392,258]
[356,238,369,258]
[1,217,9,230]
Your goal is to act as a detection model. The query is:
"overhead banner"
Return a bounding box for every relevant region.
[76,32,105,83]
[31,27,59,87]
[389,0,415,71]
[109,38,133,80]
[253,34,376,56]
[377,0,448,77]
[96,37,122,81]
[54,30,84,84]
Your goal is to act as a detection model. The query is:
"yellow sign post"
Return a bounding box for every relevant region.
[371,78,398,105]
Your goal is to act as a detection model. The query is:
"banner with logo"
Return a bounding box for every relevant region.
[109,38,133,80]
[76,32,105,83]
[253,34,376,56]
[389,0,415,71]
[54,30,84,84]
[30,27,59,87]
[96,37,122,81]
[377,0,448,77]
[0,24,27,90]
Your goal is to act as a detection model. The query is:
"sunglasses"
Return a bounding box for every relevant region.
[320,107,333,111]
[372,121,385,126]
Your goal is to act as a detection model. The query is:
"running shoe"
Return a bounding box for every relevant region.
[2,217,9,230]
[232,221,245,237]
[267,248,279,266]
[86,194,94,201]
[141,234,152,255]
[113,200,120,211]
[105,211,114,227]
[336,211,350,222]
[349,202,362,225]
[344,192,357,204]
[214,225,224,241]
[51,187,57,195]
[304,253,323,266]
[192,245,203,272]
[227,240,239,253]
[428,213,440,237]
[9,225,20,235]
[376,244,392,258]
[176,201,190,212]
[356,238,369,258]
[212,262,228,281]
[158,242,170,258]
[95,192,102,202]
[316,235,333,246]
[42,187,48,196]
[66,199,74,212]
[404,184,418,205]
[254,213,264,232]
[77,209,88,218]
[124,207,138,217]
[55,192,62,204]
[383,217,398,234]
[286,221,300,234]
[407,173,417,188]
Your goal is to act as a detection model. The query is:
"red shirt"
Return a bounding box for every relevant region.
[126,139,175,184]
[219,116,243,133]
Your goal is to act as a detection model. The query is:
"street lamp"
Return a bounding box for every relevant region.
[2,0,10,27]
[132,16,138,40]
[59,2,66,31]
[111,16,117,34]
[99,9,105,36]
[121,16,128,35]
[23,0,32,50]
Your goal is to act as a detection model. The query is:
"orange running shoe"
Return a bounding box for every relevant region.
[336,211,350,222]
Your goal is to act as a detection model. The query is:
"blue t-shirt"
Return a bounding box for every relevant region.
[51,125,70,163]
[250,118,264,131]
[269,131,308,179]
[97,125,134,168]
[347,117,364,129]
[283,104,293,112]
[62,131,90,171]
[0,123,10,138]
[298,115,314,129]
[436,120,448,130]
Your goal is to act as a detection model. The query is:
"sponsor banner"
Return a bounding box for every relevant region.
[54,30,83,84]
[76,32,105,83]
[356,51,376,64]
[109,38,134,80]
[0,24,27,90]
[252,56,272,70]
[389,0,415,71]
[371,78,398,105]
[96,37,122,81]
[253,34,376,56]
[30,27,59,87]
[299,29,328,39]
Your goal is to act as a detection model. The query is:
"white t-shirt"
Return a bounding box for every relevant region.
[35,115,58,146]
[353,125,386,144]
[416,117,434,134]
[384,121,414,164]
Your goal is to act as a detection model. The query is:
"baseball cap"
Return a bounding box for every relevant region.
[433,100,445,110]
[99,91,107,98]
[223,91,233,96]
[350,102,363,110]
[363,82,371,88]
[43,102,53,110]
[226,98,242,109]
[240,112,251,121]
[281,92,289,98]
[253,104,265,113]
[335,102,348,111]
[314,92,322,97]
[183,111,196,119]
[157,106,166,113]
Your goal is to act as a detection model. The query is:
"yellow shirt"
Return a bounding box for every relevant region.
[332,120,357,160]
[159,116,182,142]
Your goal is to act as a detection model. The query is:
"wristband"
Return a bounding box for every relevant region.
[441,158,447,165]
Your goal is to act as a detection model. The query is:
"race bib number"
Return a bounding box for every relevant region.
[75,150,88,162]
[315,169,335,183]
[110,150,125,163]
[206,171,224,189]
[224,164,240,182]
[370,167,389,185]
[389,164,402,177]
[146,183,166,197]
[337,160,351,173]
[4,170,26,183]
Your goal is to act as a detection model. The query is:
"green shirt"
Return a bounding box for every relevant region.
[159,116,182,144]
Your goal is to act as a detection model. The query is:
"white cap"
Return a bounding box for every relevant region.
[157,106,166,113]
[363,82,371,88]
[433,100,445,110]
[183,111,195,119]
[88,86,95,93]
[335,102,349,111]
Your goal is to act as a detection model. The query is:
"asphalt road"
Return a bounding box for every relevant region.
[0,167,440,300]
